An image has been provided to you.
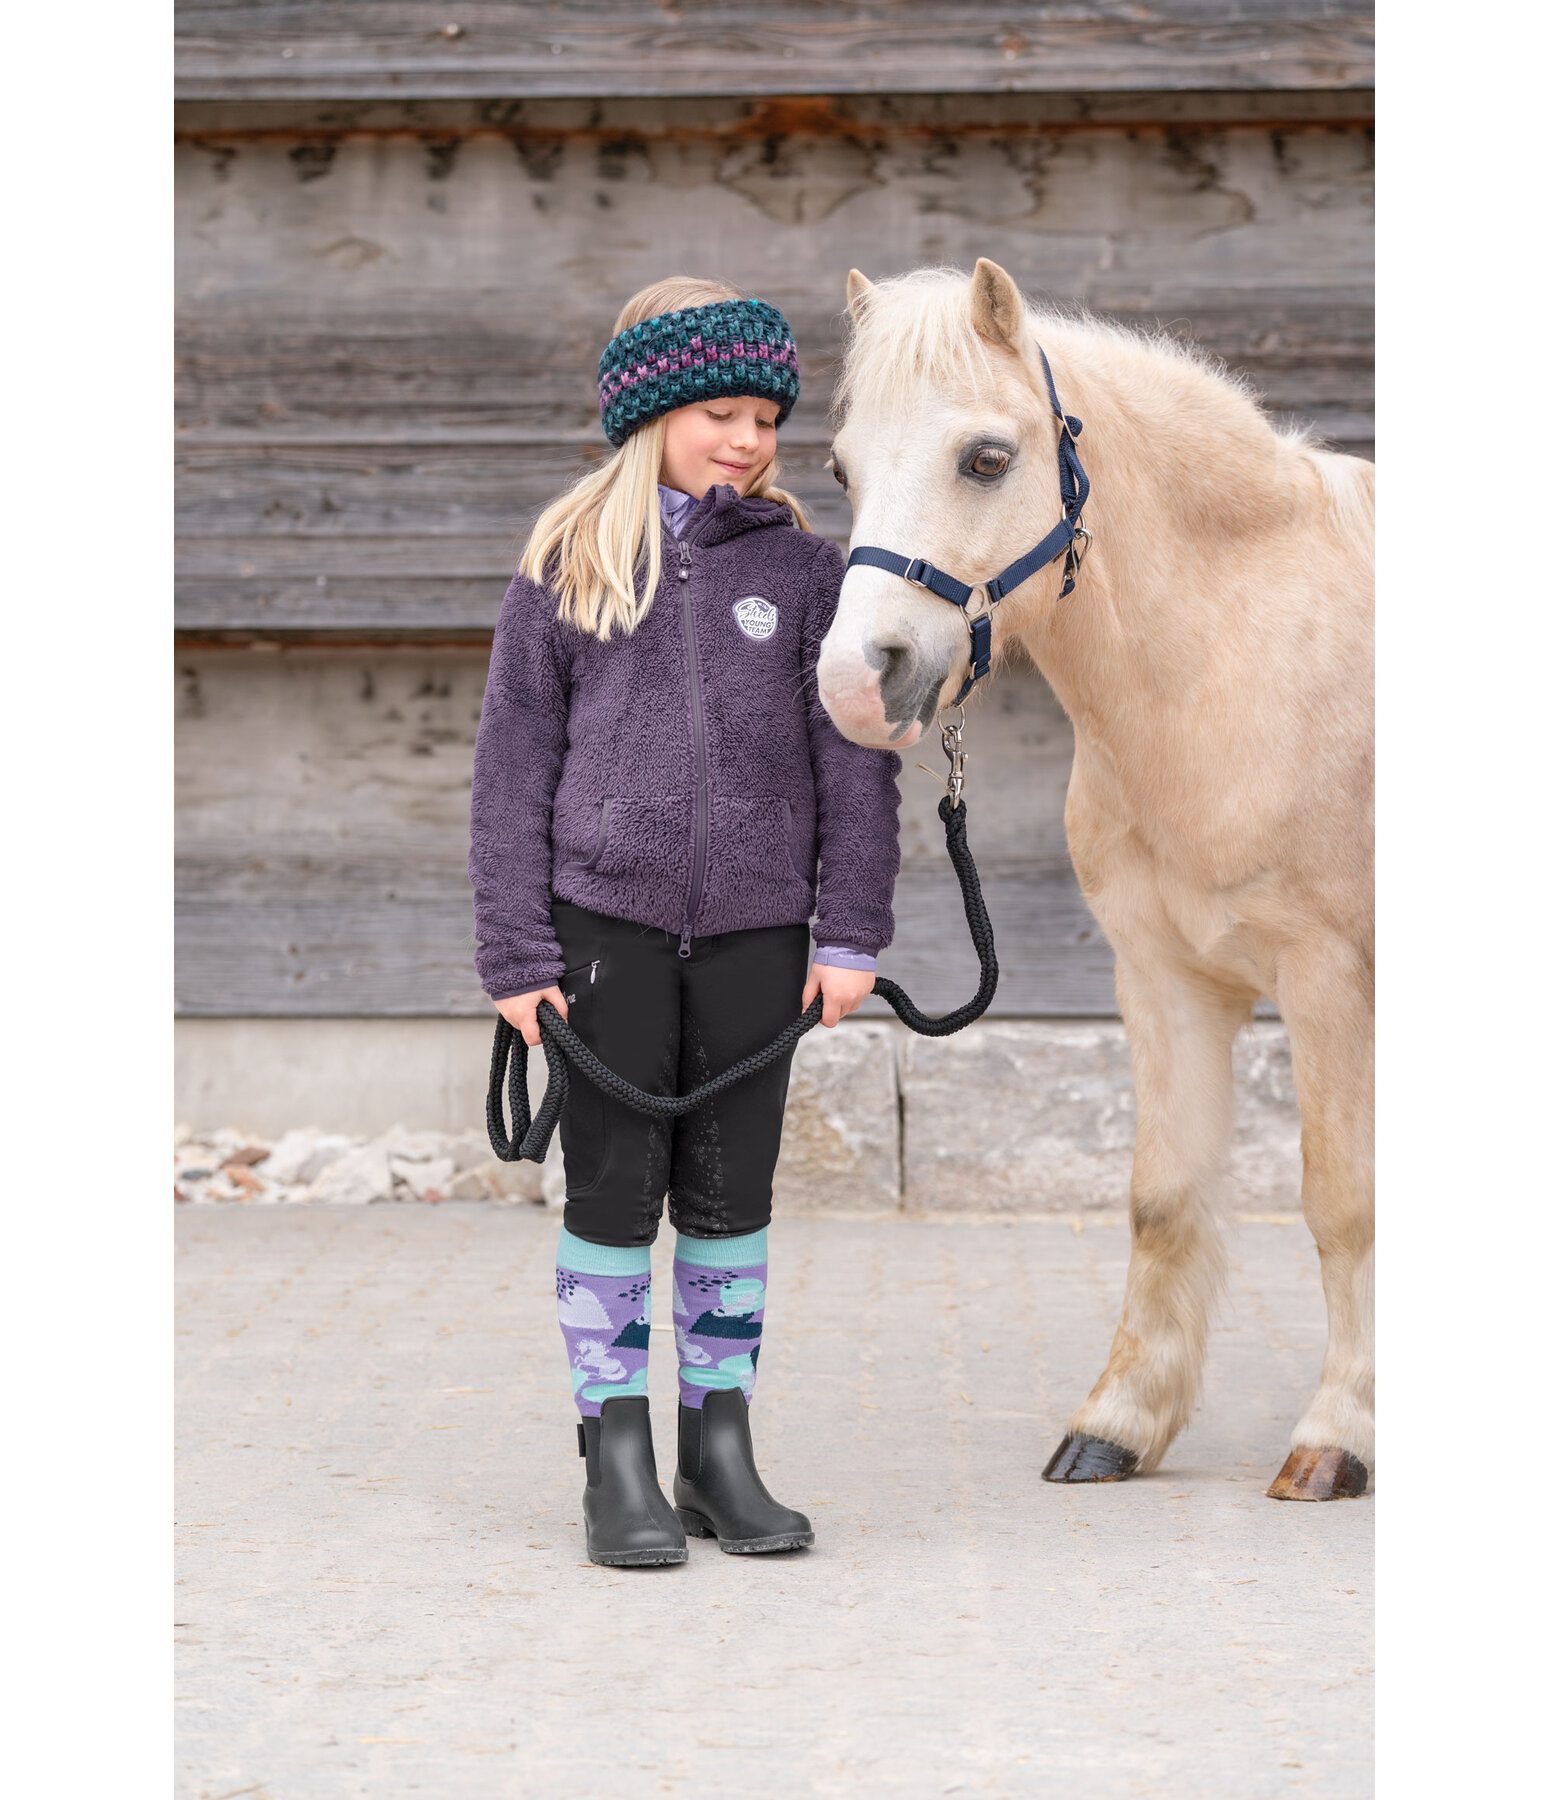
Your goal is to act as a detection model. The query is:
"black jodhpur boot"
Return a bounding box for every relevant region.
[578,1396,687,1567]
[674,1388,814,1554]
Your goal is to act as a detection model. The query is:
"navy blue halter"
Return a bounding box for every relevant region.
[845,346,1091,707]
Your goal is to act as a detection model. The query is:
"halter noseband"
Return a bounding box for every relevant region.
[844,345,1091,707]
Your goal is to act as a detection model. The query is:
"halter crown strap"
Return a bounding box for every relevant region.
[1031,345,1090,601]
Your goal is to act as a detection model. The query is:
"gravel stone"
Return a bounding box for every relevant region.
[304,1141,394,1206]
[390,1155,455,1202]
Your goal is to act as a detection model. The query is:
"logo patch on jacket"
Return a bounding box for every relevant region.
[733,596,778,641]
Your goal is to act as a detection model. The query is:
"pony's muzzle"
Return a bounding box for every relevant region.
[866,628,952,744]
[815,644,901,747]
[819,566,963,747]
[817,635,942,748]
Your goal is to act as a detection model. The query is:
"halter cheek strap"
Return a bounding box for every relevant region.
[844,344,1091,707]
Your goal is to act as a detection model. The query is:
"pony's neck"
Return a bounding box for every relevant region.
[1010,319,1297,743]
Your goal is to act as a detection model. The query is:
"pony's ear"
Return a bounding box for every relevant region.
[969,258,1023,349]
[846,268,875,320]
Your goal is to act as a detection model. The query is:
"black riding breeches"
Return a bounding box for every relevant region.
[550,901,810,1248]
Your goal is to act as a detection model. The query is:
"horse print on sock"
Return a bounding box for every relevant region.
[674,1236,768,1406]
[557,1269,653,1414]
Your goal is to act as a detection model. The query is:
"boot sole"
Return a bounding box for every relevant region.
[587,1545,688,1567]
[676,1507,814,1554]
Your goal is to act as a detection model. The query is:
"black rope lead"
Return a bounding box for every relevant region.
[487,794,997,1163]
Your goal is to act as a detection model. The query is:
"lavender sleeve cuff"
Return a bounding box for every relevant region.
[812,946,878,972]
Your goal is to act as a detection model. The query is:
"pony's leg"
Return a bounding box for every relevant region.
[1045,960,1251,1482]
[1265,946,1374,1501]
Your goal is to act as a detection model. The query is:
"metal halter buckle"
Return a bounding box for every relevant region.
[1070,520,1092,573]
[916,704,968,809]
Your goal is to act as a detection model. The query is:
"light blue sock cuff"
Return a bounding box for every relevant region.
[674,1227,768,1269]
[556,1228,652,1277]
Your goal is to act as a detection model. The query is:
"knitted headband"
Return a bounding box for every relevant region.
[596,298,800,448]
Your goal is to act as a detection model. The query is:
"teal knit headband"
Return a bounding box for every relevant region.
[596,299,800,447]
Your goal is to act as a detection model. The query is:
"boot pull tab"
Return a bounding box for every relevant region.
[577,1422,587,1457]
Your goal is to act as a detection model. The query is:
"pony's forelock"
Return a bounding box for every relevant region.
[836,268,1004,419]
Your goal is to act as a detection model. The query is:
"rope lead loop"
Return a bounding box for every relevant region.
[487,792,997,1164]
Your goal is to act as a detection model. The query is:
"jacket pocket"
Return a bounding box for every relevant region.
[555,799,610,874]
[779,798,806,882]
[591,796,693,883]
[709,795,813,901]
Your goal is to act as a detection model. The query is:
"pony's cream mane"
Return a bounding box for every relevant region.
[838,265,1256,426]
[838,265,1372,551]
[1311,450,1375,567]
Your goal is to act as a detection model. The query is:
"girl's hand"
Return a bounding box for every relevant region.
[802,962,875,1029]
[495,985,569,1048]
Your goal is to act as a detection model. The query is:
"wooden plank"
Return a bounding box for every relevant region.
[175,4,1375,100]
[174,852,1116,1015]
[173,646,1077,869]
[176,307,1373,439]
[174,123,1374,346]
[173,391,1374,632]
[175,645,1105,1013]
[175,91,1377,140]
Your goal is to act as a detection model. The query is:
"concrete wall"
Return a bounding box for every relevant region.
[176,1014,1302,1214]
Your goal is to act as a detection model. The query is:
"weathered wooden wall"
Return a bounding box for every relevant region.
[175,4,1375,99]
[176,96,1372,633]
[174,12,1373,1019]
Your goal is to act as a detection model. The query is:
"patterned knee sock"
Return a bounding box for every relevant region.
[555,1228,653,1418]
[673,1228,768,1408]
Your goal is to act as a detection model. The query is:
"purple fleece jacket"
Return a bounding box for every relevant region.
[469,484,902,1000]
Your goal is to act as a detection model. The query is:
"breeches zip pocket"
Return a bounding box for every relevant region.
[560,957,603,1006]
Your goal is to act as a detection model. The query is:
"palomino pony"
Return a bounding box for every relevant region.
[818,262,1373,1501]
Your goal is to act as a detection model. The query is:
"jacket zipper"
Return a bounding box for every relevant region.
[677,526,710,957]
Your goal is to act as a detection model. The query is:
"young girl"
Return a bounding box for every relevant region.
[469,277,901,1566]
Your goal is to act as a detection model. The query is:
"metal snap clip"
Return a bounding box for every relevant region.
[917,703,968,808]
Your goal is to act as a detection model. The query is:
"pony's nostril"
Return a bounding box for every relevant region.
[878,644,914,691]
[863,633,940,729]
[869,638,916,694]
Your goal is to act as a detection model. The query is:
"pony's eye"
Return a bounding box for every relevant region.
[830,461,848,491]
[970,447,1011,479]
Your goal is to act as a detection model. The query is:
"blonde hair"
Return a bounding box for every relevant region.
[520,276,811,640]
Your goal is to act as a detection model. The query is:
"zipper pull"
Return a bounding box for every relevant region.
[589,959,599,985]
[678,542,691,582]
[677,930,692,959]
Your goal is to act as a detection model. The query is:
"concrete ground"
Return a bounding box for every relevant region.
[176,1206,1373,1800]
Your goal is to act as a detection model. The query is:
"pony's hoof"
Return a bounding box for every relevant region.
[1042,1432,1139,1483]
[1266,1447,1369,1501]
